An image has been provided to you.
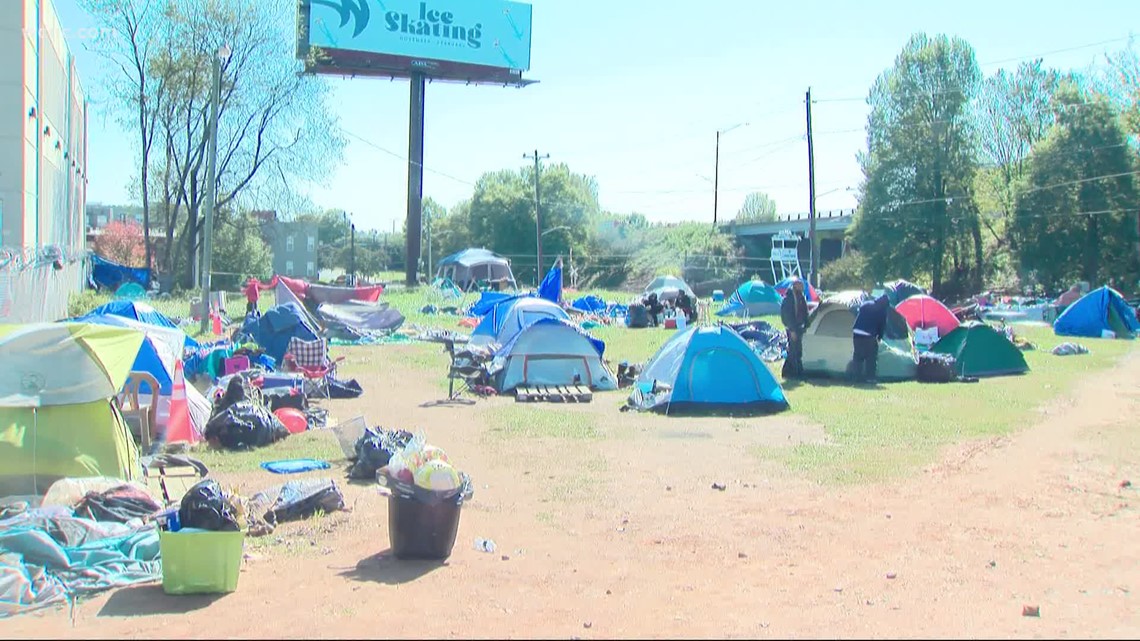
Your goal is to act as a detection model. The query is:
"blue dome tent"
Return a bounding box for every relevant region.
[489,319,616,393]
[629,325,789,415]
[470,298,570,347]
[716,281,783,318]
[1053,286,1140,339]
[77,300,198,349]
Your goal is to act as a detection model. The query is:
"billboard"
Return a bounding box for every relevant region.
[303,0,532,73]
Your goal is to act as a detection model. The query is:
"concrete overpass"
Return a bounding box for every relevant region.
[721,209,856,281]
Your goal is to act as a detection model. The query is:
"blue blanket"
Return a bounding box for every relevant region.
[0,510,161,618]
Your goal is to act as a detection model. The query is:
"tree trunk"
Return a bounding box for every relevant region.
[971,218,984,292]
[1084,213,1100,285]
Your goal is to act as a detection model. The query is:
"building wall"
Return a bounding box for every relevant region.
[262,221,319,278]
[0,0,87,252]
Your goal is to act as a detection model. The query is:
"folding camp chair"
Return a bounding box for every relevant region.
[282,336,346,400]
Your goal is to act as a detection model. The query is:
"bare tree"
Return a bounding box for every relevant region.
[85,0,345,287]
[80,0,169,277]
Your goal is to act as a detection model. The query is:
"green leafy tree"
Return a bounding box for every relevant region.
[735,192,779,223]
[211,212,272,290]
[1011,82,1140,291]
[296,210,351,270]
[852,33,985,297]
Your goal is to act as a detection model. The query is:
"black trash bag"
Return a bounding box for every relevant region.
[204,400,290,450]
[327,378,364,399]
[212,376,248,418]
[266,389,307,412]
[179,479,240,532]
[626,303,650,328]
[348,428,413,480]
[250,479,345,525]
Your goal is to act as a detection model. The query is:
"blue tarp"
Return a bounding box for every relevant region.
[240,303,320,363]
[632,325,788,414]
[537,263,562,304]
[469,292,522,317]
[90,254,150,292]
[571,295,607,313]
[1054,286,1140,339]
[0,509,161,618]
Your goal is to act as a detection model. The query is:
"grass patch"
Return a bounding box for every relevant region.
[194,430,344,475]
[484,404,602,440]
[754,324,1135,484]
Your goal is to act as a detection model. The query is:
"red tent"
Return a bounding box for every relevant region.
[896,294,960,337]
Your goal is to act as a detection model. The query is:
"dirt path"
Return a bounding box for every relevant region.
[6,351,1139,639]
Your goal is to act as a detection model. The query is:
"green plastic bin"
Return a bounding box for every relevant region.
[159,530,245,595]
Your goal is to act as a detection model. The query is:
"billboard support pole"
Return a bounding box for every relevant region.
[405,72,426,287]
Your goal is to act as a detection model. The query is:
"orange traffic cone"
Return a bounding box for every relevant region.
[211,306,223,336]
[166,360,198,445]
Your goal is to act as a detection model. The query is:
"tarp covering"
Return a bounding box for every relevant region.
[275,275,384,304]
[931,321,1029,377]
[469,292,523,317]
[317,301,405,333]
[79,300,197,350]
[537,262,562,304]
[717,280,782,317]
[1053,286,1140,339]
[239,303,320,364]
[630,325,788,415]
[273,280,322,332]
[0,507,161,618]
[571,295,607,314]
[90,254,149,292]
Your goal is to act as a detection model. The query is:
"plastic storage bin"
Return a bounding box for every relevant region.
[387,492,463,560]
[159,530,245,595]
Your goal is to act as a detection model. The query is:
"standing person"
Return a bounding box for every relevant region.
[850,294,890,384]
[780,278,810,378]
[242,278,266,316]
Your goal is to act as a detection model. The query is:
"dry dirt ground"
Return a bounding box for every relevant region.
[5,348,1139,639]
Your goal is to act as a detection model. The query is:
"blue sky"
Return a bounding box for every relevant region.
[57,0,1138,234]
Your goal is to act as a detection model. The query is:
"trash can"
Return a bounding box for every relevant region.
[159,530,244,595]
[387,491,463,560]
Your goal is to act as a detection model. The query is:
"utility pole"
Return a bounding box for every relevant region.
[425,205,432,282]
[405,72,426,287]
[524,149,550,283]
[806,87,818,289]
[350,222,356,286]
[199,45,229,334]
[713,130,721,225]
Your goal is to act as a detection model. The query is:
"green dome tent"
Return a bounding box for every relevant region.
[0,323,145,496]
[930,321,1028,378]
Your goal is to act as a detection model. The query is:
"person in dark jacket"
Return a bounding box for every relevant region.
[780,278,810,378]
[850,294,890,383]
[644,293,664,327]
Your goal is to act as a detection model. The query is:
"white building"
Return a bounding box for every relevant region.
[0,0,88,252]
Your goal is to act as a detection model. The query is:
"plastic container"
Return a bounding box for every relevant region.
[712,290,725,302]
[387,492,463,560]
[159,530,245,595]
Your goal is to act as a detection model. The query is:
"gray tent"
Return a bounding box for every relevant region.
[436,248,517,291]
[800,301,918,380]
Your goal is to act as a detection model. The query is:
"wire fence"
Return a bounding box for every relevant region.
[0,246,89,323]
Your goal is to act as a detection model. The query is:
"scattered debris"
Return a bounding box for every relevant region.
[834,586,843,593]
[711,483,727,491]
[605,589,612,595]
[666,486,673,491]
[583,622,593,629]
[474,538,497,553]
[988,560,997,568]
[501,555,510,561]
[865,599,874,606]
[1022,605,1040,617]
[738,552,748,559]
[1121,480,1132,489]
[886,572,897,579]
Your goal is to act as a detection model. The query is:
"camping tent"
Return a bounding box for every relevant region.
[895,295,960,340]
[630,325,789,415]
[643,275,696,303]
[0,323,143,496]
[823,290,872,308]
[877,279,927,306]
[774,277,820,302]
[436,249,516,291]
[716,280,782,317]
[66,315,186,395]
[489,319,616,393]
[80,300,198,349]
[930,321,1029,377]
[470,298,570,347]
[1053,286,1140,339]
[239,303,320,363]
[801,302,918,380]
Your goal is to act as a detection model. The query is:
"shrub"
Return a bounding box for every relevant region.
[819,251,871,291]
